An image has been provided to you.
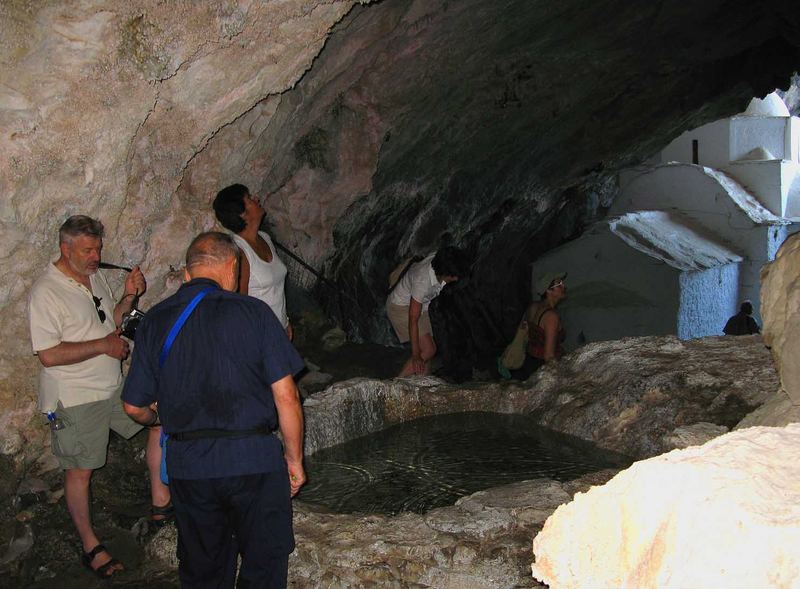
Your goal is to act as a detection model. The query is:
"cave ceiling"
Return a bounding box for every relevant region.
[244,0,800,346]
[2,0,800,393]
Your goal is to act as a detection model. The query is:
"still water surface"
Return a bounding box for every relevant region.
[299,412,631,515]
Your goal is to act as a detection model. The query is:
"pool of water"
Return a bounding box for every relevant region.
[298,412,631,515]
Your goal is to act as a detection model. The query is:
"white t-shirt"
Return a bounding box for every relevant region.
[28,263,122,411]
[233,232,289,327]
[387,254,445,311]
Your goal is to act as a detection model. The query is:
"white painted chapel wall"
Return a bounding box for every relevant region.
[724,159,786,216]
[531,227,679,349]
[729,117,788,161]
[678,264,740,338]
[660,119,730,168]
[610,164,775,322]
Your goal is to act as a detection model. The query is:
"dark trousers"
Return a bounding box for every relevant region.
[171,471,294,589]
[509,355,545,381]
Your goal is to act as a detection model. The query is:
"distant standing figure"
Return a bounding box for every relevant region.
[213,183,293,340]
[723,301,760,335]
[386,247,466,376]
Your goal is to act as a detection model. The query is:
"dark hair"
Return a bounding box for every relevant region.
[186,231,239,270]
[212,184,249,233]
[740,301,753,315]
[59,215,104,244]
[431,246,467,278]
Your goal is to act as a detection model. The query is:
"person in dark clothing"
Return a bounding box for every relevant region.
[122,232,305,589]
[723,301,760,336]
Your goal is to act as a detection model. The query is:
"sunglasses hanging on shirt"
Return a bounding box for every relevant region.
[92,296,106,323]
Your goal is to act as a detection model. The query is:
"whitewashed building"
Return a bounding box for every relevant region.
[533,93,798,347]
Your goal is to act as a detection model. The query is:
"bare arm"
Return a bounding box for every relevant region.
[407,298,425,374]
[113,266,147,326]
[541,311,560,361]
[37,331,129,367]
[238,254,251,295]
[123,401,159,426]
[272,374,305,496]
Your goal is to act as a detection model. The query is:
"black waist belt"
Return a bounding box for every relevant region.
[169,425,273,442]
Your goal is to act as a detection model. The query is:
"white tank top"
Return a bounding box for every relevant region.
[232,232,289,327]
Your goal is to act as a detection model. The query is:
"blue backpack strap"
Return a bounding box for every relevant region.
[159,287,214,368]
[156,286,214,485]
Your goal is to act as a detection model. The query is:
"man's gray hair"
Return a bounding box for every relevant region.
[59,215,104,244]
[185,231,240,270]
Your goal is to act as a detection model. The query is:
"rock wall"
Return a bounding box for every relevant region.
[2,0,800,471]
[736,231,800,427]
[760,232,800,405]
[0,0,369,466]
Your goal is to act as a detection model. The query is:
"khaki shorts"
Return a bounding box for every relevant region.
[386,301,433,344]
[51,387,143,470]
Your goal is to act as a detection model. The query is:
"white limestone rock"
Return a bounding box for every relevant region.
[760,232,800,406]
[531,424,800,589]
[737,389,800,429]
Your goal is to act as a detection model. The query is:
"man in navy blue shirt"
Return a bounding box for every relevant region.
[122,232,305,589]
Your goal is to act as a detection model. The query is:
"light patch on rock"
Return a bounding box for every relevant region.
[736,389,800,429]
[760,232,800,406]
[321,326,347,351]
[665,422,728,449]
[531,424,800,588]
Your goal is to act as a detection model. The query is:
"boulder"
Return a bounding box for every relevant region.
[760,232,800,406]
[527,334,778,458]
[531,424,800,589]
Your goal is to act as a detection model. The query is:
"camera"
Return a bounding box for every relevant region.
[120,307,145,340]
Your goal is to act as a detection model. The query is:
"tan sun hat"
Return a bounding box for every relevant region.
[535,272,567,294]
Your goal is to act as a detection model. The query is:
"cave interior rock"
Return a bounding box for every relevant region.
[4,2,800,586]
[2,0,800,446]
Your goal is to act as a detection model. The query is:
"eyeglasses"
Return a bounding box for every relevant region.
[92,296,106,323]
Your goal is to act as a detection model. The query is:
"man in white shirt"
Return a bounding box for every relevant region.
[386,246,466,376]
[28,215,168,579]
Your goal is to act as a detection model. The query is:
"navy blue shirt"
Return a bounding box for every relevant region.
[122,278,304,480]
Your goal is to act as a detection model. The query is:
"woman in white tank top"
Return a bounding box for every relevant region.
[213,184,292,340]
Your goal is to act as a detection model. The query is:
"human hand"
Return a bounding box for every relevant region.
[124,266,147,298]
[286,322,294,342]
[286,459,306,497]
[104,329,130,360]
